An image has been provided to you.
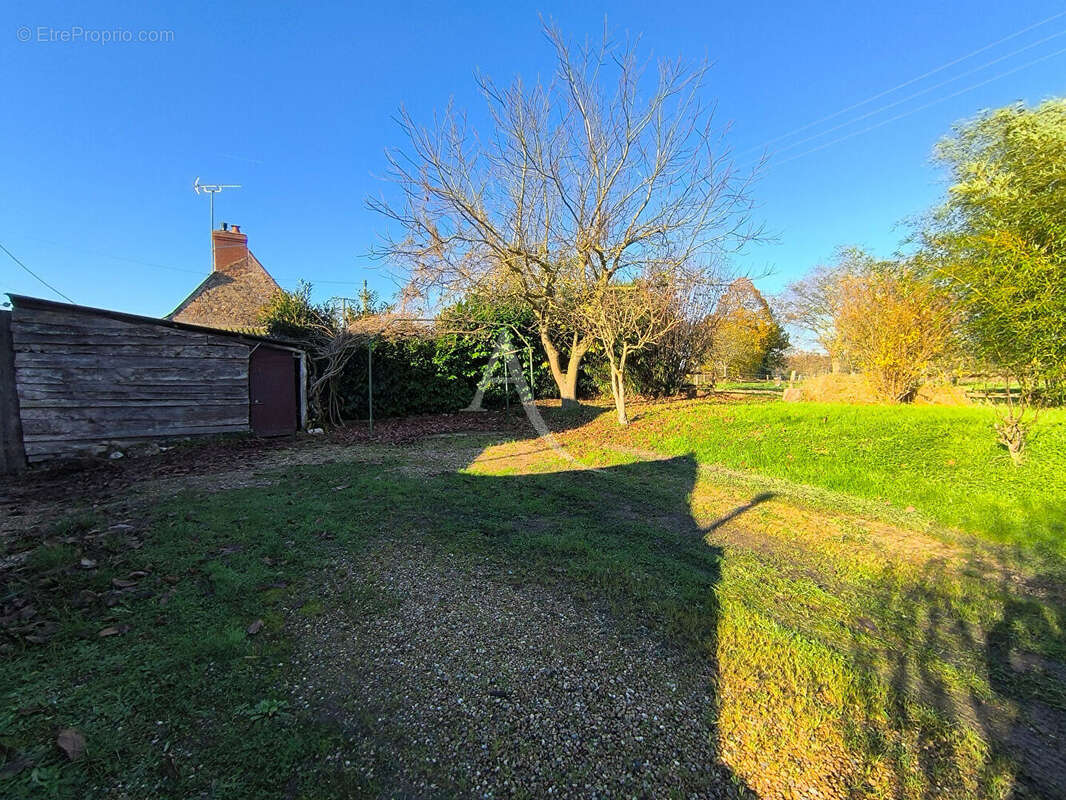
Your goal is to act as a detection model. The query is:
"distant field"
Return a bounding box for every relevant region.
[562,398,1066,559]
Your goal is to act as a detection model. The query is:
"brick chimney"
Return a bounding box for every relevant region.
[211,222,248,275]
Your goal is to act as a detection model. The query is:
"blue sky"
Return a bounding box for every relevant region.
[2,0,1064,317]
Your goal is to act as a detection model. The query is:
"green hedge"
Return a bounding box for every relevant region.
[336,332,563,419]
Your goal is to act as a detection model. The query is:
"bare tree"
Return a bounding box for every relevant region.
[579,273,710,424]
[777,249,868,371]
[369,20,760,406]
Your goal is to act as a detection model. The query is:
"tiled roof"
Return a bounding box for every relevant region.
[167,251,281,331]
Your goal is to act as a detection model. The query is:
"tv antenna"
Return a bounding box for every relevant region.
[194,177,242,232]
[194,178,242,271]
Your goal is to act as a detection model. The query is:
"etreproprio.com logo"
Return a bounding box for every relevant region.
[16,25,175,44]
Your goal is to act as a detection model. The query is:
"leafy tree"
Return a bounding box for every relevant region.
[758,320,791,377]
[833,264,956,402]
[709,278,788,378]
[434,293,561,401]
[781,252,955,402]
[260,281,335,341]
[923,99,1066,404]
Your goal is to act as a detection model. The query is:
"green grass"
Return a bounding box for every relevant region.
[601,400,1066,558]
[711,379,784,393]
[2,405,1064,798]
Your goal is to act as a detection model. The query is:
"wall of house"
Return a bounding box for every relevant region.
[10,302,253,462]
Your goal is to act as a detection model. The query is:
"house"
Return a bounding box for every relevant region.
[0,295,307,472]
[167,223,281,330]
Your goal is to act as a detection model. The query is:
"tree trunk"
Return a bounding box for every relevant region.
[540,328,589,409]
[607,350,629,425]
[611,367,629,425]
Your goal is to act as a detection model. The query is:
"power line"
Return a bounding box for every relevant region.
[768,44,1066,170]
[0,241,75,304]
[8,235,369,290]
[755,26,1066,165]
[21,235,206,277]
[740,8,1066,157]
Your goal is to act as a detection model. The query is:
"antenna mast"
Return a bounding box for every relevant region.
[193,177,242,270]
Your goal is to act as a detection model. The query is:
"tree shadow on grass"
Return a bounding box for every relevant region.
[846,556,1066,799]
[308,448,761,797]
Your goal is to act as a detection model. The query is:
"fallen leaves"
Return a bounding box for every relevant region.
[72,589,97,608]
[111,569,152,590]
[0,752,32,777]
[23,628,55,645]
[160,752,180,780]
[98,624,131,638]
[56,728,85,761]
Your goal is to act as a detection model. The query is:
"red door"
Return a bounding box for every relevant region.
[249,346,298,435]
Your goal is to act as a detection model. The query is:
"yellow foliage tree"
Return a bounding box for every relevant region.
[834,268,956,402]
[709,278,788,378]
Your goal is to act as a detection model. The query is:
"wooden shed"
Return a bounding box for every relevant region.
[1,295,307,472]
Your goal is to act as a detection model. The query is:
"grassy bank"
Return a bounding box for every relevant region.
[568,399,1066,558]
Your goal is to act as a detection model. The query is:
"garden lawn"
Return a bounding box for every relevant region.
[2,405,1065,798]
[568,399,1066,559]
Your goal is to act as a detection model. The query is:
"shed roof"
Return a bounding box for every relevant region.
[6,294,306,353]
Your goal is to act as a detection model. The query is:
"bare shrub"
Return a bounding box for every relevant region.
[782,373,879,404]
[783,374,973,406]
[914,383,971,406]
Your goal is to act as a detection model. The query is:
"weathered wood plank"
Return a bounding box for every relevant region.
[14,324,220,345]
[1,312,27,473]
[12,308,225,337]
[16,384,247,402]
[23,423,249,459]
[14,352,248,369]
[13,332,248,350]
[14,364,247,384]
[20,403,248,424]
[13,342,249,358]
[18,398,246,409]
[8,304,266,462]
[21,417,249,440]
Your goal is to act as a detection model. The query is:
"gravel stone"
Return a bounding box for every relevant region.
[290,545,747,798]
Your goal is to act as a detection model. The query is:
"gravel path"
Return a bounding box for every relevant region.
[290,546,749,798]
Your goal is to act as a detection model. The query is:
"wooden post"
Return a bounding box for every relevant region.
[0,311,27,473]
[297,351,308,431]
[367,338,374,435]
